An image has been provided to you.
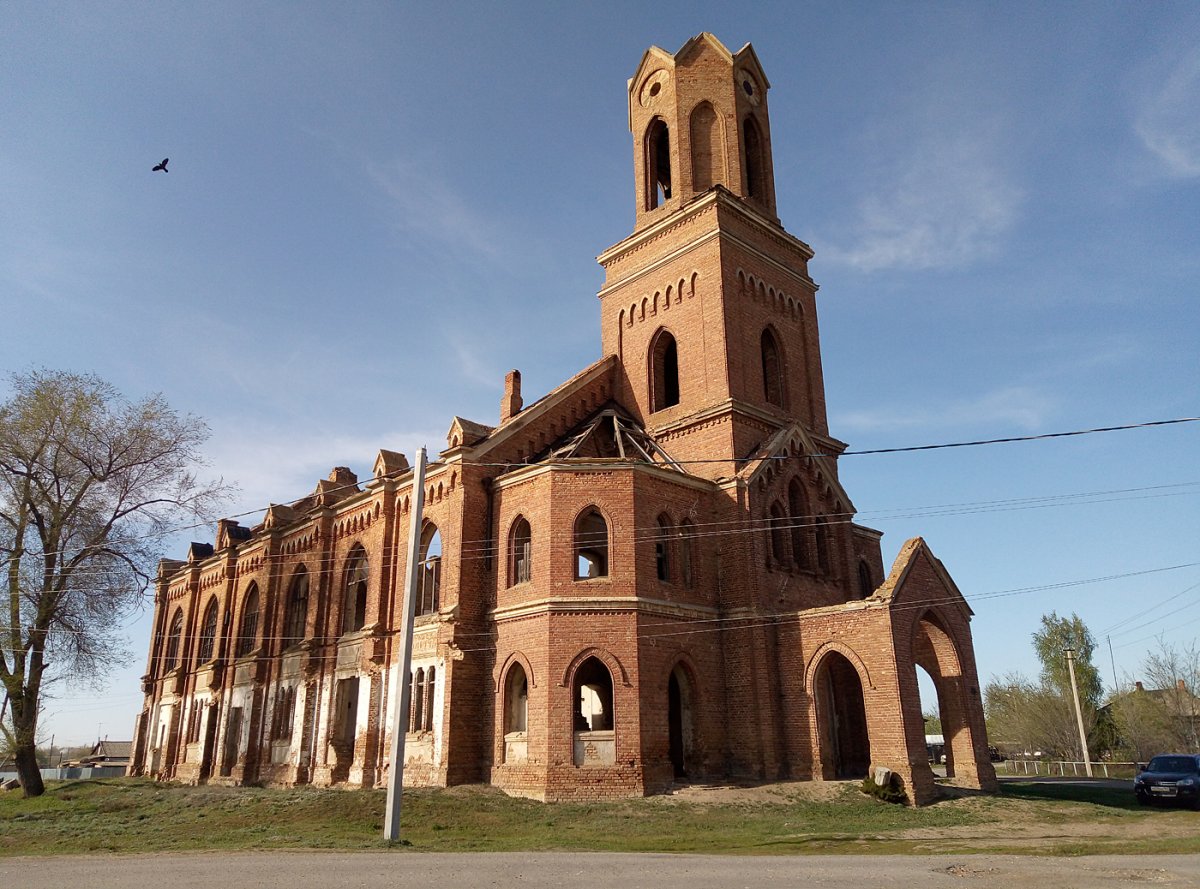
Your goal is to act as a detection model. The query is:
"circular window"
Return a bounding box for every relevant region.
[649,82,661,97]
[742,80,754,96]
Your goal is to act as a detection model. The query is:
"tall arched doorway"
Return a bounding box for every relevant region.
[913,610,975,780]
[814,651,870,779]
[667,664,694,779]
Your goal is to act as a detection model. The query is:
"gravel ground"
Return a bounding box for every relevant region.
[2,851,1198,888]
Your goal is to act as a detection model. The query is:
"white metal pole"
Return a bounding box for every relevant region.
[384,446,427,841]
[1064,647,1093,778]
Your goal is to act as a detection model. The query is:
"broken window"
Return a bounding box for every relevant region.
[508,516,532,586]
[761,327,785,407]
[418,525,441,615]
[197,597,219,664]
[164,607,184,670]
[236,582,259,657]
[271,685,296,742]
[504,662,528,734]
[655,514,673,582]
[574,509,609,579]
[645,118,672,209]
[650,329,680,411]
[573,657,614,732]
[282,566,309,649]
[341,546,369,634]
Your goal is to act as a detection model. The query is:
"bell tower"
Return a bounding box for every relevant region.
[598,34,833,479]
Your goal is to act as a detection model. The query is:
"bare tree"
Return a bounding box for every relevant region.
[0,370,227,797]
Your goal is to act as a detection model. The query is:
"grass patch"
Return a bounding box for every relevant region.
[1,778,1197,858]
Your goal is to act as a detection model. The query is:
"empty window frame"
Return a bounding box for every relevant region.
[655,514,673,582]
[650,329,680,411]
[858,560,874,599]
[341,546,369,634]
[508,516,532,587]
[761,327,785,408]
[573,657,614,732]
[197,597,219,664]
[418,525,441,615]
[164,607,184,670]
[282,566,310,649]
[409,667,436,733]
[645,117,672,209]
[574,509,609,579]
[271,685,296,742]
[236,583,259,657]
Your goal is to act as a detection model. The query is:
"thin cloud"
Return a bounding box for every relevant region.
[1134,46,1200,178]
[365,156,503,260]
[203,422,442,524]
[836,386,1055,434]
[821,125,1022,273]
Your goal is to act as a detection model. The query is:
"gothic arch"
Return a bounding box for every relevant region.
[494,650,538,693]
[804,640,874,692]
[560,645,632,689]
[648,326,680,411]
[644,117,672,209]
[808,644,873,780]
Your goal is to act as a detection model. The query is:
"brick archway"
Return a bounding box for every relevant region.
[912,608,976,781]
[811,650,871,780]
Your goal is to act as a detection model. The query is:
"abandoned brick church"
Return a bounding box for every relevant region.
[130,33,998,804]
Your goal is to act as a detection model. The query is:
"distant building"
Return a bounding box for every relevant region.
[129,33,997,804]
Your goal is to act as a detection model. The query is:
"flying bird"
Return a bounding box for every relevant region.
[152,158,169,173]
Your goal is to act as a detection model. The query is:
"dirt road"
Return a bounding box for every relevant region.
[3,851,1197,888]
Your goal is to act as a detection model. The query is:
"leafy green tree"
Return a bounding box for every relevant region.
[0,370,226,797]
[985,612,1103,761]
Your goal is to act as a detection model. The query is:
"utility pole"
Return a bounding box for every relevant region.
[384,446,427,842]
[1064,647,1093,778]
[1107,634,1118,694]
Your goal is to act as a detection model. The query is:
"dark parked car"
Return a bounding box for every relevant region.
[1134,754,1200,809]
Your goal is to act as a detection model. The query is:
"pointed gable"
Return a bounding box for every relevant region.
[737,421,854,513]
[875,537,974,620]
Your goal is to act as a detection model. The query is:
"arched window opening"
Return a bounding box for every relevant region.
[424,666,436,731]
[341,546,369,634]
[197,597,219,664]
[650,329,680,412]
[504,662,528,734]
[679,520,696,588]
[768,501,788,565]
[645,118,672,209]
[508,517,532,587]
[574,509,609,579]
[655,514,673,582]
[236,583,259,657]
[165,607,184,670]
[282,566,310,649]
[743,116,766,200]
[271,685,296,742]
[858,560,874,599]
[573,657,614,732]
[418,525,441,615]
[815,516,831,574]
[761,328,785,407]
[690,101,722,191]
[787,480,810,570]
[410,669,425,733]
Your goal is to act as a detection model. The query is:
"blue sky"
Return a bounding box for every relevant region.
[3,2,1198,748]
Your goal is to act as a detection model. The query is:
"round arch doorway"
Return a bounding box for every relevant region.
[813,651,870,780]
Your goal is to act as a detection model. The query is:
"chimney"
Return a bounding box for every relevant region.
[1135,681,1144,692]
[501,369,523,423]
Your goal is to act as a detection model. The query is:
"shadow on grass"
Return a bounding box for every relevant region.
[1000,780,1143,810]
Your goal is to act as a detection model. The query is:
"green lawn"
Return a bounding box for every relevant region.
[1,778,1195,857]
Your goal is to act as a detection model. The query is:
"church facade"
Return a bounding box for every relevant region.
[129,33,997,804]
